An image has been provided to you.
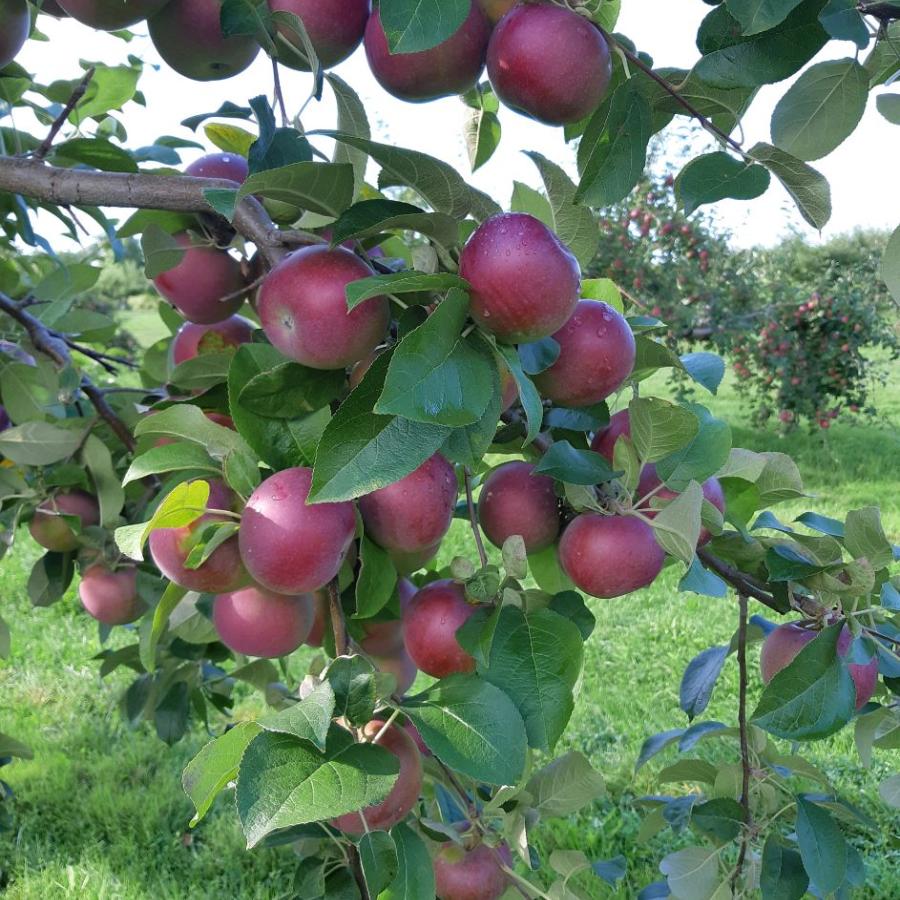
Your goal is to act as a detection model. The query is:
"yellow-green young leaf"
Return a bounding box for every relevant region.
[204,123,255,157]
[581,277,623,312]
[124,442,220,486]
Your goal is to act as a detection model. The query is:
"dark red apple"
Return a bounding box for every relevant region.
[533,301,635,407]
[459,213,580,343]
[0,0,30,67]
[558,514,664,598]
[389,541,442,575]
[590,409,630,463]
[153,234,246,324]
[239,467,356,594]
[359,454,457,555]
[149,479,249,593]
[634,465,726,546]
[36,0,69,16]
[257,245,390,370]
[79,564,143,626]
[486,3,612,125]
[477,461,559,553]
[370,645,418,695]
[148,0,261,81]
[269,0,370,70]
[364,2,490,102]
[184,152,249,182]
[213,586,314,657]
[760,622,878,709]
[57,0,168,29]
[359,617,405,656]
[170,316,254,366]
[434,842,508,900]
[331,720,423,833]
[403,580,478,678]
[29,490,100,552]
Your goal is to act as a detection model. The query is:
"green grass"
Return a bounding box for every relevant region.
[1,367,898,899]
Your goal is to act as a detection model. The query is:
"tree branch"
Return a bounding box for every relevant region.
[0,158,288,267]
[33,67,95,162]
[463,466,488,568]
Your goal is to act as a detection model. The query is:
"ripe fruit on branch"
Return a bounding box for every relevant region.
[477,0,516,25]
[331,720,423,833]
[389,541,442,575]
[533,300,636,407]
[403,580,478,678]
[79,564,143,626]
[239,467,356,594]
[149,479,249,593]
[558,514,664,599]
[212,586,314,658]
[170,316,254,365]
[0,0,31,68]
[635,465,726,546]
[459,213,580,343]
[370,645,418,695]
[148,0,260,81]
[486,3,612,125]
[183,152,249,182]
[359,454,457,555]
[589,409,631,463]
[760,622,878,709]
[257,246,390,370]
[29,490,100,552]
[153,235,247,324]
[364,2,490,102]
[477,461,559,553]
[268,0,370,70]
[56,0,167,29]
[358,617,405,657]
[434,841,510,900]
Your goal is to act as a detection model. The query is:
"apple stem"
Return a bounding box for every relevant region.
[463,467,489,568]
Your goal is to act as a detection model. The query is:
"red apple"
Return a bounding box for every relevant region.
[79,564,143,626]
[56,0,168,30]
[183,152,249,182]
[590,409,631,463]
[170,316,255,366]
[213,586,314,657]
[434,842,508,900]
[477,0,516,25]
[0,0,31,67]
[370,645,418,695]
[268,0,370,70]
[403,580,478,678]
[389,541,442,575]
[634,465,725,546]
[459,213,580,344]
[29,490,100,552]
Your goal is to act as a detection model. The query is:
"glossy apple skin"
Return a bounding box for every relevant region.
[760,622,878,710]
[184,152,249,182]
[478,461,559,553]
[257,246,390,370]
[148,0,261,81]
[590,409,631,463]
[533,301,636,407]
[403,580,477,678]
[477,0,517,25]
[360,618,405,656]
[434,842,508,900]
[371,646,418,695]
[359,454,457,555]
[559,514,664,599]
[459,213,580,344]
[635,465,726,546]
[487,3,612,125]
[153,234,246,324]
[239,467,356,594]
[57,0,168,29]
[29,490,100,552]
[170,316,255,366]
[269,0,370,70]
[390,541,442,575]
[0,0,30,67]
[364,3,490,102]
[213,586,314,658]
[79,565,143,626]
[331,721,423,834]
[149,479,249,593]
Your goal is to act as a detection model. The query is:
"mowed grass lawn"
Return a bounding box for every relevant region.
[1,364,898,899]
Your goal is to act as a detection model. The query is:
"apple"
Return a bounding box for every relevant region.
[268,0,370,70]
[0,0,30,67]
[359,617,405,657]
[533,300,636,407]
[558,514,665,598]
[459,213,580,343]
[183,152,249,182]
[56,0,168,30]
[170,316,255,366]
[389,541,442,575]
[403,580,477,678]
[434,842,509,900]
[79,564,143,626]
[29,490,100,552]
[589,409,631,463]
[257,246,390,370]
[634,465,725,546]
[213,586,314,657]
[370,645,418,695]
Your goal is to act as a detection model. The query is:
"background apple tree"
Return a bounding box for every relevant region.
[0,0,899,897]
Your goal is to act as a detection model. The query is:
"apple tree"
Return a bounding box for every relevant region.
[0,0,899,897]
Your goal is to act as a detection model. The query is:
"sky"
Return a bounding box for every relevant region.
[12,0,900,250]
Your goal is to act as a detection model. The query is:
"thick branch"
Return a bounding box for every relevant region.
[0,158,287,267]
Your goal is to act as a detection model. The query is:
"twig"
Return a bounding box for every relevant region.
[33,67,95,162]
[463,466,488,568]
[731,591,752,892]
[272,58,289,128]
[80,380,137,451]
[63,338,138,372]
[327,577,349,656]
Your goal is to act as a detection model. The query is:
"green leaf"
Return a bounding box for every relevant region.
[402,674,527,784]
[756,452,804,503]
[355,536,397,619]
[328,74,370,195]
[310,350,450,502]
[233,162,354,218]
[511,180,553,223]
[652,481,704,565]
[844,506,893,569]
[524,151,598,268]
[879,773,900,808]
[82,435,125,528]
[576,81,653,206]
[0,421,89,466]
[581,277,623,311]
[223,448,261,499]
[770,59,869,160]
[169,350,234,391]
[329,199,459,248]
[659,846,721,899]
[346,272,468,312]
[795,797,847,895]
[655,404,732,491]
[882,223,900,304]
[327,655,378,726]
[141,224,186,278]
[439,374,502,468]
[751,623,856,740]
[479,607,583,751]
[140,580,189,671]
[725,0,805,35]
[381,823,435,900]
[760,837,809,900]
[533,441,620,485]
[237,362,344,419]
[878,93,900,124]
[236,727,399,847]
[464,84,502,172]
[0,731,33,759]
[379,0,469,53]
[0,361,59,423]
[52,137,138,173]
[376,290,495,427]
[525,751,606,819]
[865,21,900,86]
[123,442,220,485]
[681,646,729,721]
[183,721,263,825]
[630,397,700,463]
[73,64,140,123]
[27,551,74,608]
[680,352,726,395]
[691,798,744,842]
[747,142,831,229]
[675,152,770,215]
[493,342,543,446]
[818,0,869,49]
[258,681,335,751]
[359,831,398,897]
